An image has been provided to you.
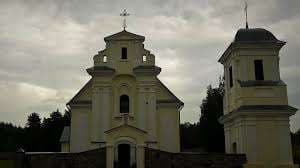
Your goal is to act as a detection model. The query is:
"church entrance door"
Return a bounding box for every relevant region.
[118,144,130,168]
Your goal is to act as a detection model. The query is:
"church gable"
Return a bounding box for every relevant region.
[67,79,92,105]
[105,124,147,135]
[104,30,145,42]
[156,78,183,108]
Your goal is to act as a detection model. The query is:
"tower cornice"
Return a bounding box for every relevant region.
[218,41,286,64]
[86,66,115,77]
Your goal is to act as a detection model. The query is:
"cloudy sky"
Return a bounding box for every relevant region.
[0,0,299,132]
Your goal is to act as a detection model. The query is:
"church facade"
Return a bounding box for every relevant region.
[61,30,183,168]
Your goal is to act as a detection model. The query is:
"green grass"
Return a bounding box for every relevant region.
[0,160,14,168]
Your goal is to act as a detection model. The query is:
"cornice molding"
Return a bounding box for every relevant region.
[219,105,297,124]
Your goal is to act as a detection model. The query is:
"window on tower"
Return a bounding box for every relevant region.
[254,60,264,80]
[142,55,147,62]
[229,66,233,88]
[121,47,127,59]
[103,55,107,63]
[120,95,129,113]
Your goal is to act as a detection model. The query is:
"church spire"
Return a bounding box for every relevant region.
[244,1,249,29]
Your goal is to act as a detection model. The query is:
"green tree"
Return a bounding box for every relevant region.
[180,122,201,150]
[0,122,24,152]
[42,109,66,151]
[26,112,41,128]
[0,108,71,152]
[25,112,42,151]
[63,108,71,126]
[199,79,225,153]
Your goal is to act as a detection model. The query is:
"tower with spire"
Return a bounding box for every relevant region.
[218,19,297,168]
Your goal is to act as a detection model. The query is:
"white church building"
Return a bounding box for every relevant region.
[60,29,183,168]
[59,16,298,168]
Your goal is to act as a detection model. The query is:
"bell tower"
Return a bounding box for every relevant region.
[219,28,297,168]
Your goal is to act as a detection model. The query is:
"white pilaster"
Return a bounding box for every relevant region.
[137,86,146,130]
[137,144,145,168]
[91,86,111,143]
[278,118,294,165]
[91,87,101,142]
[224,126,231,153]
[147,87,157,143]
[101,86,111,134]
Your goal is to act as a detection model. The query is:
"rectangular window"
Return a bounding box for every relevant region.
[229,66,233,88]
[142,55,147,62]
[254,60,264,80]
[121,47,127,59]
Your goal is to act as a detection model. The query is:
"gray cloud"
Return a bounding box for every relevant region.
[0,0,299,132]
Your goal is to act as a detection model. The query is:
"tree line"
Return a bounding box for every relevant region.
[0,109,70,152]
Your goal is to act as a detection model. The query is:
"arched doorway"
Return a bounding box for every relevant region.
[114,139,136,168]
[118,144,130,168]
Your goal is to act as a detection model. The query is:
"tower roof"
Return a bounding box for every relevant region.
[104,30,145,42]
[234,28,278,42]
[218,27,286,64]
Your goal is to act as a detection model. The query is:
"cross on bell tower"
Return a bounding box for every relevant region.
[244,1,249,29]
[120,9,130,30]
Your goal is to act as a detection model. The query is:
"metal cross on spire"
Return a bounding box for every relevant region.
[120,9,130,30]
[244,1,249,29]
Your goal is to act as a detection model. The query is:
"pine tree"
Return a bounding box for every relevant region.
[25,112,42,151]
[199,78,225,153]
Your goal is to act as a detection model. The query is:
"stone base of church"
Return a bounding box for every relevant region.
[5,148,298,168]
[0,147,247,168]
[145,148,246,168]
[243,163,298,168]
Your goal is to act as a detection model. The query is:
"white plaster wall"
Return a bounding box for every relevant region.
[70,109,90,152]
[278,119,294,164]
[158,106,180,152]
[61,143,70,152]
[224,114,295,167]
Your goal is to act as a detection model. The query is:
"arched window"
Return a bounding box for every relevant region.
[120,95,129,113]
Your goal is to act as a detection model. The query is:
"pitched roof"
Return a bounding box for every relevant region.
[60,126,70,143]
[157,77,184,108]
[67,79,92,106]
[104,30,145,42]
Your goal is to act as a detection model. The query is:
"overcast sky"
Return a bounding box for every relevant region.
[0,0,299,132]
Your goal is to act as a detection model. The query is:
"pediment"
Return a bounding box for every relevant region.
[105,124,147,135]
[104,30,145,42]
